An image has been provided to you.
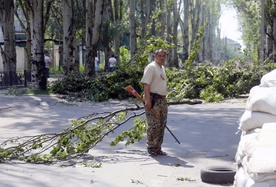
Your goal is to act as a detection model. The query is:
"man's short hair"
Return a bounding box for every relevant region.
[154,49,167,55]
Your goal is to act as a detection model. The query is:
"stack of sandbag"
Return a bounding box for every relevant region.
[234,69,276,186]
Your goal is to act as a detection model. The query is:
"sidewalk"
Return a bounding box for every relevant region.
[0,93,246,187]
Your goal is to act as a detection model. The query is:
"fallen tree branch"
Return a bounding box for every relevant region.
[0,105,146,163]
[168,100,203,105]
[0,100,202,164]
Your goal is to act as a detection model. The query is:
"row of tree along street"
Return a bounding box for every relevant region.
[0,0,273,90]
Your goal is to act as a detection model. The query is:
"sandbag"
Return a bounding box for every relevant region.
[245,178,276,187]
[247,147,276,174]
[239,110,276,131]
[246,123,276,174]
[260,69,276,87]
[234,166,276,186]
[246,86,276,115]
[234,166,248,187]
[235,130,260,165]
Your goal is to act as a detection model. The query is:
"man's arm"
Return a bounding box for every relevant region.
[143,83,151,109]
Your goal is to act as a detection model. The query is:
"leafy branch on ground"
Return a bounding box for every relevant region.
[0,104,147,163]
[177,177,196,182]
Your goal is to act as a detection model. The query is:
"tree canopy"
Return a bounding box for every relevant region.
[0,0,274,90]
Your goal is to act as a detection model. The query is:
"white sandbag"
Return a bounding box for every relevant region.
[242,156,276,183]
[247,147,276,173]
[260,69,276,87]
[234,166,276,186]
[243,128,262,135]
[235,131,260,165]
[245,178,276,187]
[250,172,276,184]
[256,122,276,146]
[246,86,276,115]
[234,166,249,187]
[239,110,276,131]
[245,123,276,174]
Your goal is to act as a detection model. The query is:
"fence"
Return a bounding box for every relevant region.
[0,70,31,89]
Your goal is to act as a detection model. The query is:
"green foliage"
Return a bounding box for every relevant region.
[5,86,21,95]
[167,58,271,103]
[81,161,102,168]
[50,72,89,94]
[50,66,63,75]
[200,86,224,103]
[185,24,207,71]
[50,34,276,103]
[232,0,260,56]
[50,37,174,102]
[177,177,196,182]
[119,46,131,66]
[110,118,147,146]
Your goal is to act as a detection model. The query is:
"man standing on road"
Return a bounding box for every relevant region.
[44,50,52,78]
[108,55,116,72]
[95,56,100,72]
[140,49,168,156]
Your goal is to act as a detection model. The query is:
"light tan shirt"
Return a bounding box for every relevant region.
[140,61,167,96]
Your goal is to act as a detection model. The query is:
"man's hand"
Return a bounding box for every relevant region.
[145,99,152,109]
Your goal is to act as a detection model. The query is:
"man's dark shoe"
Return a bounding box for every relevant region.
[148,149,167,156]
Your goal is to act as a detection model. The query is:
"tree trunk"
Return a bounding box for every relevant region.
[85,0,104,76]
[25,28,32,71]
[91,0,104,61]
[260,0,265,61]
[145,0,151,35]
[200,3,205,62]
[0,0,17,85]
[129,0,137,57]
[63,0,78,75]
[171,0,179,68]
[266,27,272,59]
[183,0,189,64]
[27,0,46,90]
[150,0,156,36]
[113,0,120,64]
[85,0,94,76]
[157,0,166,38]
[140,0,146,39]
[273,3,276,62]
[166,0,172,66]
[206,8,212,61]
[15,0,32,71]
[101,6,111,72]
[191,0,200,45]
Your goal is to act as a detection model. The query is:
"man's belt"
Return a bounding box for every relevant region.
[150,93,166,107]
[150,93,166,99]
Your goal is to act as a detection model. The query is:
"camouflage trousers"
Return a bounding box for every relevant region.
[145,96,168,153]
